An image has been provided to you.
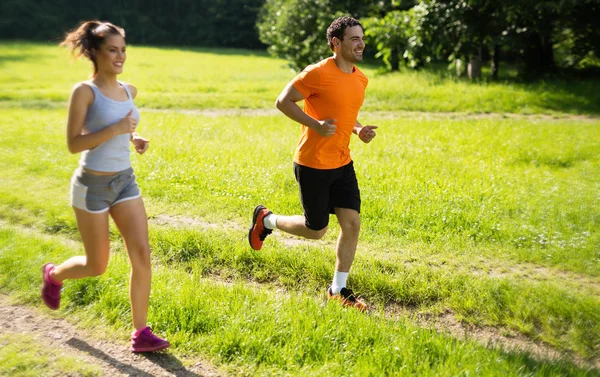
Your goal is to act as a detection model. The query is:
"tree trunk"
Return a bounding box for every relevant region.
[540,34,555,69]
[456,58,465,77]
[468,46,482,80]
[390,47,400,71]
[490,43,500,80]
[523,31,555,74]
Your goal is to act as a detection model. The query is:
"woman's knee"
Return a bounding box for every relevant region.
[129,246,151,269]
[87,262,108,277]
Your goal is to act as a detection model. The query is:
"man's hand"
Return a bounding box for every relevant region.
[358,125,378,143]
[314,119,337,137]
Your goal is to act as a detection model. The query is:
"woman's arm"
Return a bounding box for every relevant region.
[66,83,137,154]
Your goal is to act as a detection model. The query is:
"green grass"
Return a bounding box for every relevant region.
[1,41,599,375]
[0,227,595,376]
[2,41,600,114]
[1,108,597,276]
[0,333,102,376]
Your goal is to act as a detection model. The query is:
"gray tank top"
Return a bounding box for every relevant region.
[79,81,140,172]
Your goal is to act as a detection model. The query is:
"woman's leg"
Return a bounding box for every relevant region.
[109,197,151,330]
[52,208,111,282]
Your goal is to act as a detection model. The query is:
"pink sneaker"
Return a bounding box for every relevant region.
[41,263,62,310]
[130,327,170,353]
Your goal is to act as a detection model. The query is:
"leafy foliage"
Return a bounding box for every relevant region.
[257,0,412,70]
[0,0,266,48]
[362,0,600,74]
[257,0,336,71]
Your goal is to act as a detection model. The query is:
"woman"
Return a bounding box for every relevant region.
[41,20,169,353]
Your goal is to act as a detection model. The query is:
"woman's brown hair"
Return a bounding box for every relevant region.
[60,21,125,75]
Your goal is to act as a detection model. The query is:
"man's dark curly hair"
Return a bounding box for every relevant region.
[326,16,363,52]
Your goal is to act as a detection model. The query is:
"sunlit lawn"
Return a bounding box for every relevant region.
[2,41,599,114]
[0,41,599,376]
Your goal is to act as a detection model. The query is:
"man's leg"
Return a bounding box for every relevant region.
[327,207,368,311]
[249,208,327,250]
[332,207,360,288]
[274,215,327,239]
[249,164,332,250]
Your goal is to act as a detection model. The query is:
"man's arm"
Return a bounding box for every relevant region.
[353,120,378,143]
[275,82,336,137]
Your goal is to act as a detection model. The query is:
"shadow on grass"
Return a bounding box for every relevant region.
[143,352,208,377]
[0,55,30,66]
[66,337,203,377]
[499,347,600,377]
[370,61,600,115]
[136,44,271,59]
[0,41,57,67]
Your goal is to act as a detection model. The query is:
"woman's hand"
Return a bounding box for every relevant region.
[131,134,149,154]
[114,109,138,135]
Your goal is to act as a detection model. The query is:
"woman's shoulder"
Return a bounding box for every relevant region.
[119,81,138,99]
[70,81,95,103]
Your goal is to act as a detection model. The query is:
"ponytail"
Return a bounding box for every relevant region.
[60,20,126,75]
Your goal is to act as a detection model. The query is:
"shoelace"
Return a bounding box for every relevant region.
[134,329,158,342]
[341,289,357,302]
[145,332,162,342]
[259,228,272,241]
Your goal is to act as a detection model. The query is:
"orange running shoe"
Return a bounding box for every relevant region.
[327,287,370,312]
[248,205,273,250]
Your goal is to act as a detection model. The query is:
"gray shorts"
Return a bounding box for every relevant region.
[70,167,141,213]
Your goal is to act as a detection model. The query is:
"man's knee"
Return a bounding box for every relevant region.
[306,226,328,240]
[343,218,360,233]
[339,212,361,235]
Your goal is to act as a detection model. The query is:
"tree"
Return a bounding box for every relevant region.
[257,0,414,71]
[363,10,413,71]
[0,0,266,48]
[361,0,599,77]
[257,0,338,71]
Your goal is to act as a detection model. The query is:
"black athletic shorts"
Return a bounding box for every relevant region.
[293,161,361,231]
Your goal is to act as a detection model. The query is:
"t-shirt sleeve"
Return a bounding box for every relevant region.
[358,70,368,89]
[292,65,321,98]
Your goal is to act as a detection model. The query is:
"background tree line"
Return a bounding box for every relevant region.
[258,0,600,78]
[2,0,598,78]
[0,0,266,48]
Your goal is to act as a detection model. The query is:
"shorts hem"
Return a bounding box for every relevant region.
[332,205,361,214]
[72,205,110,214]
[110,193,142,207]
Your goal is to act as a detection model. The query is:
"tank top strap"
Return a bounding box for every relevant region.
[119,81,133,100]
[83,80,102,98]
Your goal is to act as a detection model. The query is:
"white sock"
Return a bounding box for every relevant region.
[263,213,278,230]
[331,271,348,294]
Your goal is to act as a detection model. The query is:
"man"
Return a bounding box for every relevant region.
[248,16,377,311]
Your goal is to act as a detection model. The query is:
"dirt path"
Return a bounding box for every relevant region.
[152,215,600,370]
[2,219,598,373]
[141,107,600,122]
[0,294,222,377]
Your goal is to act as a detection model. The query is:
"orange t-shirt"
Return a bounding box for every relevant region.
[292,57,368,170]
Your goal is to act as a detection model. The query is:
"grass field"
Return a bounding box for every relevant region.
[0,41,599,376]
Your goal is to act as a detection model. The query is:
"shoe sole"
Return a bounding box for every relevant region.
[327,289,370,312]
[41,263,60,310]
[130,342,171,353]
[248,205,265,250]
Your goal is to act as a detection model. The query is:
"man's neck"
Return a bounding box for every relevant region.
[332,54,354,74]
